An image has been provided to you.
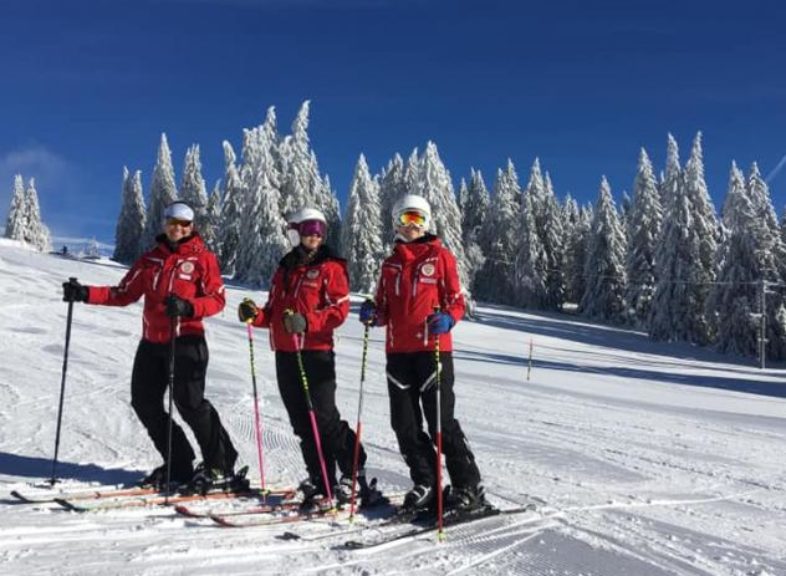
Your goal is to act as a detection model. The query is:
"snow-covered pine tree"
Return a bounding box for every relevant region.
[23,178,51,252]
[143,134,178,250]
[217,141,244,275]
[683,131,719,343]
[460,168,490,289]
[746,163,786,359]
[113,167,146,264]
[235,121,288,287]
[650,134,710,344]
[625,148,662,326]
[378,153,407,251]
[710,163,765,356]
[660,134,681,208]
[540,171,566,309]
[561,194,581,303]
[416,142,470,296]
[475,160,521,305]
[340,154,384,294]
[4,175,27,241]
[515,179,547,308]
[580,176,626,322]
[202,180,221,252]
[279,101,341,248]
[179,144,209,231]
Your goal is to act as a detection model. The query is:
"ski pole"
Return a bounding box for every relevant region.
[50,277,77,485]
[245,320,267,498]
[285,310,334,509]
[164,317,180,503]
[348,321,371,522]
[433,307,445,542]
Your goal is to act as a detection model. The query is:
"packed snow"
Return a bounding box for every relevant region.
[1,240,785,575]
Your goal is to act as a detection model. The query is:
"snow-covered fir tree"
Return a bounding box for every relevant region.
[280,101,341,248]
[475,160,521,305]
[561,195,581,303]
[683,131,719,343]
[340,154,384,294]
[415,142,470,295]
[113,167,146,264]
[179,144,209,231]
[515,179,547,308]
[580,176,627,322]
[234,120,288,287]
[23,178,51,252]
[202,181,221,252]
[709,163,773,356]
[143,134,178,250]
[217,141,244,275]
[378,153,407,251]
[460,168,490,289]
[660,134,681,208]
[4,175,26,241]
[540,171,566,309]
[625,148,662,326]
[649,134,709,344]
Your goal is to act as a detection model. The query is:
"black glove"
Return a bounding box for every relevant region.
[62,278,88,303]
[283,312,307,334]
[238,298,258,323]
[165,294,194,318]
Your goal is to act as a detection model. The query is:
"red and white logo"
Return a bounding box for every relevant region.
[420,263,436,277]
[306,269,320,280]
[181,262,195,274]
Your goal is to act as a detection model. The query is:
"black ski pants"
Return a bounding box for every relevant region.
[130,336,238,479]
[275,350,365,489]
[386,351,481,490]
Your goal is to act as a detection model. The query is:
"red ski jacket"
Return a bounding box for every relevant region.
[374,234,465,353]
[252,245,350,352]
[86,233,226,343]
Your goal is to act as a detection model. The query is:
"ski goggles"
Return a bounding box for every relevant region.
[166,218,193,227]
[397,210,428,228]
[295,219,326,238]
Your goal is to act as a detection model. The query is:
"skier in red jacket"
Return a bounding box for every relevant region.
[61,201,239,491]
[238,207,383,509]
[360,194,485,512]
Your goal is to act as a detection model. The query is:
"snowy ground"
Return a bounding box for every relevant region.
[1,239,785,576]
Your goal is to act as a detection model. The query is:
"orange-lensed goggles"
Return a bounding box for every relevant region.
[166,218,193,227]
[397,210,427,227]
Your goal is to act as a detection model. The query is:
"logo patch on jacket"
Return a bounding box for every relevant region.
[180,262,195,274]
[306,269,320,280]
[420,263,436,277]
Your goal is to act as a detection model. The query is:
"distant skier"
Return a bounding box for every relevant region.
[61,201,240,492]
[237,207,384,510]
[359,194,487,512]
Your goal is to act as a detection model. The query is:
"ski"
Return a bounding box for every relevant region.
[211,503,347,528]
[10,485,159,504]
[174,489,298,518]
[340,504,538,550]
[55,486,294,513]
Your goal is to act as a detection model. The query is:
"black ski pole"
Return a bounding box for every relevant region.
[164,317,179,502]
[49,277,77,485]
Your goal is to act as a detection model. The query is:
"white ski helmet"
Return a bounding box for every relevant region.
[392,194,431,229]
[286,207,327,246]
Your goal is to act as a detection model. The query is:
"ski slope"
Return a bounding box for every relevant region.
[1,239,785,576]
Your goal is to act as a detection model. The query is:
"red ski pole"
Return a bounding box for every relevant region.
[245,321,267,497]
[286,310,334,510]
[433,307,445,542]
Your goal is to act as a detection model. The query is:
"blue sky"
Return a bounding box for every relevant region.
[2,0,786,243]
